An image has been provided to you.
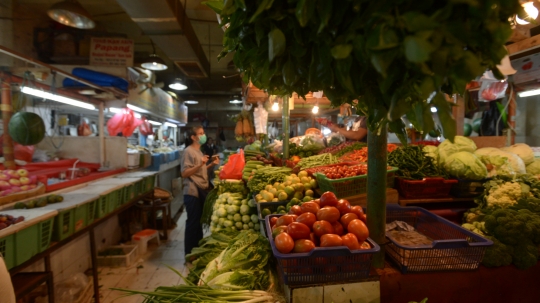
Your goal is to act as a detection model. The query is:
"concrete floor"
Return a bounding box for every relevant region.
[97,210,189,303]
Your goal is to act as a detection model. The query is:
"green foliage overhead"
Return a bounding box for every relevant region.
[206,0,521,141]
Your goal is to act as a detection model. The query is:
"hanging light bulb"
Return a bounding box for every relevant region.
[312,103,319,114]
[516,2,538,25]
[272,100,279,111]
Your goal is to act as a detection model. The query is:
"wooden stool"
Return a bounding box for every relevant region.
[135,200,171,240]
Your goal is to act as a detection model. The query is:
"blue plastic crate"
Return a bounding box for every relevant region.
[385,204,493,273]
[265,214,380,286]
[148,154,161,171]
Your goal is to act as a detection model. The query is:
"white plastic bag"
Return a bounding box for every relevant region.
[253,103,268,134]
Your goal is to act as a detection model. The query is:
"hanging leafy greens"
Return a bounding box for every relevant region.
[204,0,521,142]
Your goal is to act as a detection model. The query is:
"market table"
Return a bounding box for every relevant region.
[378,261,540,303]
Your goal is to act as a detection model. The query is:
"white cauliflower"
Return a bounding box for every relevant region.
[486,182,522,208]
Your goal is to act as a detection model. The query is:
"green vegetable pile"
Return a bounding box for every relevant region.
[462,174,540,269]
[210,192,260,233]
[296,153,338,170]
[288,142,314,158]
[388,145,446,179]
[114,230,278,302]
[185,230,240,284]
[247,166,292,193]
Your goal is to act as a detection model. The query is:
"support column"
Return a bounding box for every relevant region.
[1,75,15,169]
[366,127,387,268]
[282,96,290,161]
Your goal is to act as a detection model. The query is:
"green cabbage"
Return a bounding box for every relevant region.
[423,145,439,165]
[438,136,477,166]
[477,155,515,177]
[526,159,540,175]
[501,143,535,165]
[444,151,488,180]
[475,147,526,174]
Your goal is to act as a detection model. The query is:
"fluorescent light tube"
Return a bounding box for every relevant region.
[164,122,177,128]
[148,120,162,125]
[518,89,540,97]
[22,86,95,110]
[127,104,149,113]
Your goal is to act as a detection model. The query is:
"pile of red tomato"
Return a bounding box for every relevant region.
[317,164,368,179]
[269,191,371,254]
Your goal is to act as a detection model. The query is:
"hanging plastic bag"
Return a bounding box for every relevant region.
[253,103,268,134]
[106,108,142,137]
[139,119,153,136]
[479,81,508,102]
[219,149,245,180]
[77,118,92,136]
[326,132,346,147]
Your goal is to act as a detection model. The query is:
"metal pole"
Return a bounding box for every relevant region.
[1,75,15,169]
[366,127,387,268]
[282,96,290,161]
[98,102,105,167]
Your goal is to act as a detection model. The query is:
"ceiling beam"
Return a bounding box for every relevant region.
[166,0,211,77]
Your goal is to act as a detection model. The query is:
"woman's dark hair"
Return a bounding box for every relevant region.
[185,126,203,146]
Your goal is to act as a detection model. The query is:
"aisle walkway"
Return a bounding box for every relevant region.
[97,211,189,303]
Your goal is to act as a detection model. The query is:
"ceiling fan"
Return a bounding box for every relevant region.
[134,67,164,95]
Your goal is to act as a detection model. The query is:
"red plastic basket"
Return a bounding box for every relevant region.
[395,177,457,199]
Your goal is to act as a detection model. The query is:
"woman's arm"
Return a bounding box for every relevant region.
[330,125,367,141]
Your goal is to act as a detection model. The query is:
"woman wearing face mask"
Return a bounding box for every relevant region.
[181,126,219,256]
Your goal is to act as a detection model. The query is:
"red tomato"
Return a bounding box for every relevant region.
[316,206,340,223]
[296,212,316,229]
[275,233,295,253]
[270,217,278,227]
[313,199,321,205]
[293,239,316,253]
[340,213,359,228]
[287,222,311,240]
[320,191,338,207]
[341,233,360,250]
[331,221,344,236]
[350,206,364,219]
[320,234,343,247]
[290,214,299,221]
[272,225,288,238]
[289,205,303,216]
[335,199,351,215]
[300,202,320,215]
[309,232,320,246]
[312,220,335,237]
[276,215,295,227]
[347,219,369,242]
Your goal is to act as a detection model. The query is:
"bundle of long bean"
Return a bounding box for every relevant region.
[388,145,447,179]
[296,153,339,169]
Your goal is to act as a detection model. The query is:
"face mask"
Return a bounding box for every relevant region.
[198,134,207,145]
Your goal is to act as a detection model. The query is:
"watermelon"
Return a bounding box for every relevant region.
[464,123,472,137]
[8,112,45,146]
[472,118,482,133]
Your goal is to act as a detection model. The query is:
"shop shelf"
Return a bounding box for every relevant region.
[15,217,54,266]
[315,167,398,199]
[265,215,379,286]
[385,204,493,273]
[0,233,15,269]
[96,245,138,267]
[395,177,458,199]
[450,179,488,198]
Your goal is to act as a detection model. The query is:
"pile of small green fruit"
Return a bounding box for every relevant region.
[14,194,64,209]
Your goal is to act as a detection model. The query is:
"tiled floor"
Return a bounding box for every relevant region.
[97,211,190,303]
